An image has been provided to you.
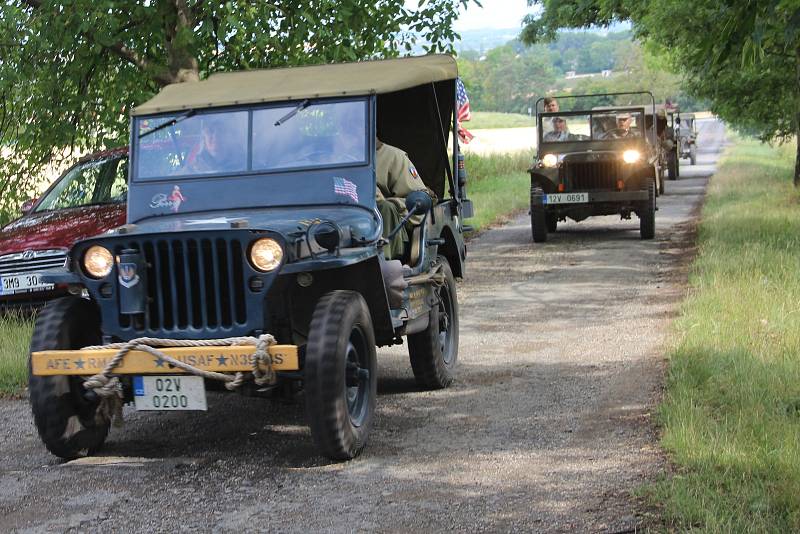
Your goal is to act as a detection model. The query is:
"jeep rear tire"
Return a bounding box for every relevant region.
[29,297,110,459]
[305,291,377,460]
[667,151,678,180]
[408,256,459,389]
[639,179,656,240]
[530,187,547,243]
[690,144,697,165]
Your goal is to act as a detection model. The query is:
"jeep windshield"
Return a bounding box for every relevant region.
[134,99,367,180]
[539,110,645,144]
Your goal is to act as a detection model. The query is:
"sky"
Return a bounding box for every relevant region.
[453,0,533,31]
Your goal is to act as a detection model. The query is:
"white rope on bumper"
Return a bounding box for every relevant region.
[80,334,277,426]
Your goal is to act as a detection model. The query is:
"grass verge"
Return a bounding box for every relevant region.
[462,150,532,232]
[0,313,33,396]
[468,111,536,130]
[650,138,800,530]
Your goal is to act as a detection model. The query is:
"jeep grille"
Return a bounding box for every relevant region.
[118,237,247,332]
[563,160,622,191]
[0,249,67,276]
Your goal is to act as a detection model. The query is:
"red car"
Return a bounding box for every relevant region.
[0,147,127,311]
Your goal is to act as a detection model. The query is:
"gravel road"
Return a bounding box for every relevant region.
[0,120,726,533]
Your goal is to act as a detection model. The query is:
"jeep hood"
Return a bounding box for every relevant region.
[0,204,126,256]
[113,206,380,244]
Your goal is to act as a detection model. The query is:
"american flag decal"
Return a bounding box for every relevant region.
[333,176,359,202]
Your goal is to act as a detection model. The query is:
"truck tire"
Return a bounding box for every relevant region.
[408,256,459,389]
[640,179,656,240]
[690,144,697,165]
[305,290,377,460]
[667,151,678,180]
[530,187,547,243]
[29,297,109,459]
[546,213,558,233]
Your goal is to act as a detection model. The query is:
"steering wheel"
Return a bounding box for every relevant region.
[600,128,629,139]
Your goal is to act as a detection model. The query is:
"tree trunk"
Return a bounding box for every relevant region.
[795,45,799,187]
[161,0,200,86]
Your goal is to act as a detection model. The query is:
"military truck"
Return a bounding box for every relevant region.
[28,55,472,461]
[529,91,661,242]
[676,113,698,165]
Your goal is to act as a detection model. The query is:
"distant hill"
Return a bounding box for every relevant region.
[452,22,632,54]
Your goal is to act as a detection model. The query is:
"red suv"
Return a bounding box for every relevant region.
[0,147,127,311]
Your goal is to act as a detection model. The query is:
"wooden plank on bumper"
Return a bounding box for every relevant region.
[31,345,299,376]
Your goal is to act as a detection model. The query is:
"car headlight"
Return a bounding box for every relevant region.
[622,150,641,164]
[542,153,558,168]
[83,245,113,278]
[249,238,283,272]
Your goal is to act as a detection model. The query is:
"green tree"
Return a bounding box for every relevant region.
[0,0,470,223]
[521,0,800,185]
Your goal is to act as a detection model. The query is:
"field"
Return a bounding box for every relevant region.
[467,111,536,130]
[0,313,33,395]
[651,138,800,530]
[462,150,532,231]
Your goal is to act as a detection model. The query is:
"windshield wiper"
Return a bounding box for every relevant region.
[138,110,196,139]
[274,99,310,126]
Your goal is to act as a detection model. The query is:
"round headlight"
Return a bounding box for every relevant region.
[542,153,558,168]
[622,150,641,164]
[249,238,283,272]
[83,245,113,278]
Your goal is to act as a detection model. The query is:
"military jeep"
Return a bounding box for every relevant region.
[676,113,698,165]
[28,55,472,461]
[529,92,661,242]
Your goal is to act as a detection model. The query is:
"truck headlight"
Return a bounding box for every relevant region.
[83,245,113,278]
[622,150,641,164]
[249,238,283,272]
[542,154,558,168]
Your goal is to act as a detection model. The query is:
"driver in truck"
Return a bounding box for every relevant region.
[375,138,430,260]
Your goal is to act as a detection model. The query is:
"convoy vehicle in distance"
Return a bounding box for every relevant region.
[529,91,661,242]
[0,148,127,312]
[676,113,698,165]
[29,55,471,461]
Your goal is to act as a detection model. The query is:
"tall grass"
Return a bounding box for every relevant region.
[651,138,800,530]
[463,150,532,231]
[0,312,33,396]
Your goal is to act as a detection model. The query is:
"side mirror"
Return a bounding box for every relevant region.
[405,191,432,215]
[20,198,37,215]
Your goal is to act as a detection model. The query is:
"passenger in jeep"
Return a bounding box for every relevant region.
[375,139,429,259]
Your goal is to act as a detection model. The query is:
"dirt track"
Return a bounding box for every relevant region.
[0,120,725,533]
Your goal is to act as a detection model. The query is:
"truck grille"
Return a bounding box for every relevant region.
[118,237,247,332]
[0,249,67,276]
[564,160,622,191]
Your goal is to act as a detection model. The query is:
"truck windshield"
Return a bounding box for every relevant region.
[540,110,645,143]
[135,99,367,180]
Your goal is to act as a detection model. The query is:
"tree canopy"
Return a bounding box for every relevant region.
[0,0,469,223]
[522,0,800,184]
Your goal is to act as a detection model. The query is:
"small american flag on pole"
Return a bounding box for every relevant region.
[333,176,359,202]
[456,77,474,144]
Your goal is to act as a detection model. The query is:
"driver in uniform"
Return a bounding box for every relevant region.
[375,139,431,260]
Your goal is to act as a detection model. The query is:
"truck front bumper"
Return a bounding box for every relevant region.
[31,344,299,376]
